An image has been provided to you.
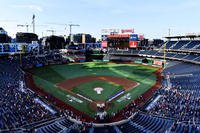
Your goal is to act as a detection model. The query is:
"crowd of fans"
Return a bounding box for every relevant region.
[0,57,58,130]
[144,63,200,132]
[1,51,200,132]
[21,51,64,69]
[148,89,200,122]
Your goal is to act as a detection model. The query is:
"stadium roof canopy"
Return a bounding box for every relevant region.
[165,34,200,40]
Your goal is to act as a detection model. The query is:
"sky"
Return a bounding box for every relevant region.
[0,0,200,40]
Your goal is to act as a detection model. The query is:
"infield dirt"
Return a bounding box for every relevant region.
[56,76,139,92]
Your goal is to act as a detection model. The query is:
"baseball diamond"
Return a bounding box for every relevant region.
[30,62,158,117]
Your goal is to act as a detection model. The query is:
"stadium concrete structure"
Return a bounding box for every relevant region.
[0,27,200,133]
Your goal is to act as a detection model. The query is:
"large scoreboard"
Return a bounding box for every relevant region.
[101,29,143,48]
[107,34,130,49]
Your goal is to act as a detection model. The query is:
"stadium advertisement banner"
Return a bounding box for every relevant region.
[121,29,134,33]
[101,35,108,41]
[129,41,138,48]
[108,34,130,38]
[153,60,163,66]
[101,29,120,34]
[102,41,108,48]
[101,28,134,34]
[130,34,138,41]
[138,34,144,40]
[10,44,16,52]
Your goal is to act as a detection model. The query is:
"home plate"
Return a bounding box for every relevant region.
[94,87,104,94]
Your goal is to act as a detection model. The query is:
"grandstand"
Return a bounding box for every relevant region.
[0,26,200,133]
[108,36,200,65]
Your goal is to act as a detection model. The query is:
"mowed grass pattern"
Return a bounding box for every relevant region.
[30,62,158,116]
[72,80,123,101]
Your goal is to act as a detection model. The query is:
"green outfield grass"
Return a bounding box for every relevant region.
[72,80,123,101]
[30,62,158,117]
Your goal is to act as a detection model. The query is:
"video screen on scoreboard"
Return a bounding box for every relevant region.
[108,34,129,49]
[107,37,129,48]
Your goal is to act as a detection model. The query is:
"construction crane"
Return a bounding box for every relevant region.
[47,30,56,35]
[17,14,48,34]
[17,15,35,33]
[46,22,80,43]
[17,24,30,32]
[69,24,80,43]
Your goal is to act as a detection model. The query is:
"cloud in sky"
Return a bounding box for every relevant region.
[11,4,43,12]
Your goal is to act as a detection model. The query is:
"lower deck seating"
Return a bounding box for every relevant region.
[93,126,117,133]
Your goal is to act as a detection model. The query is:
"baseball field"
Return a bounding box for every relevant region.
[29,62,158,117]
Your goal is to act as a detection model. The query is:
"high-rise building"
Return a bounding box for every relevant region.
[16,32,38,43]
[0,27,11,43]
[73,33,96,43]
[41,35,65,50]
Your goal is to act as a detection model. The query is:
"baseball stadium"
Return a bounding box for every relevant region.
[1,0,200,133]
